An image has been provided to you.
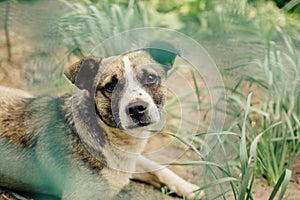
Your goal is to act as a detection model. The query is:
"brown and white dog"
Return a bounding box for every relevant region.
[0,44,203,199]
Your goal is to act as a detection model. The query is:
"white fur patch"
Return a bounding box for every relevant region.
[123,56,139,92]
[118,56,160,131]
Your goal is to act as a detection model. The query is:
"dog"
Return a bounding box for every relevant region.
[0,43,203,199]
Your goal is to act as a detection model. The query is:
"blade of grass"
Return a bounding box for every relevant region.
[239,121,283,200]
[240,93,252,177]
[161,131,202,158]
[268,169,292,200]
[191,70,201,109]
[195,131,239,137]
[228,95,269,118]
[194,177,238,193]
[170,161,233,177]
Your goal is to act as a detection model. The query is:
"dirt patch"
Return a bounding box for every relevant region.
[0,31,29,89]
[251,177,300,200]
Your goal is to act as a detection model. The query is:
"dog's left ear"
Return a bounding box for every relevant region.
[64,56,102,90]
[146,41,180,72]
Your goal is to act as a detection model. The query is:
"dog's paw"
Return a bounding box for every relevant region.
[154,167,205,199]
[168,180,204,200]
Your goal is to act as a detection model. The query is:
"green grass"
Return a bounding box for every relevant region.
[225,30,300,186]
[162,19,299,198]
[167,93,292,199]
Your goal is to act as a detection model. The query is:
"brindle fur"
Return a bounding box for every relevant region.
[0,50,203,200]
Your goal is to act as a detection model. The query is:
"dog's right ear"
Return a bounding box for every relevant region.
[64,56,102,90]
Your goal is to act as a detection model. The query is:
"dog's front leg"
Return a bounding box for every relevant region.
[131,156,204,199]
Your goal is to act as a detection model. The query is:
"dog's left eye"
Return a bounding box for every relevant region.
[146,74,158,85]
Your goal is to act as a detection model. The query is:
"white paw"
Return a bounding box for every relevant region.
[155,167,205,199]
[179,182,204,200]
[165,178,204,199]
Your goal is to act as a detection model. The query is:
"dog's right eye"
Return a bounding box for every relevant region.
[104,82,116,93]
[103,76,118,93]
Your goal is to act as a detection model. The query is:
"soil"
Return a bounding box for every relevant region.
[0,29,299,200]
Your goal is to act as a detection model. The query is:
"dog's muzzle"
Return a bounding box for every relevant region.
[126,101,150,127]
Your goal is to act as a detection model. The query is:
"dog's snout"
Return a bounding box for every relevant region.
[126,101,148,121]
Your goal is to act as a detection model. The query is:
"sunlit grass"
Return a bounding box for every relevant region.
[225,31,299,186]
[167,92,292,199]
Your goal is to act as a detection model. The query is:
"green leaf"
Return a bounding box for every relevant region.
[195,177,238,192]
[268,169,292,200]
[240,93,252,177]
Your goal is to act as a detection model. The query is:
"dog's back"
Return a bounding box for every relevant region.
[0,87,60,195]
[0,87,33,144]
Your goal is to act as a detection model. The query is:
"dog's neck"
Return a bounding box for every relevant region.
[68,90,148,172]
[97,118,149,172]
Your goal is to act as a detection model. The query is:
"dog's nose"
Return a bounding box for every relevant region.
[126,101,148,121]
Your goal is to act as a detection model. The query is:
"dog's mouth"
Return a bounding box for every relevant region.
[137,121,151,127]
[126,121,153,129]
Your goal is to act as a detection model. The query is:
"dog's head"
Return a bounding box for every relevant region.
[65,42,178,130]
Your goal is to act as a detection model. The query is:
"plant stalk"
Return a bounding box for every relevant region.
[4,0,12,63]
